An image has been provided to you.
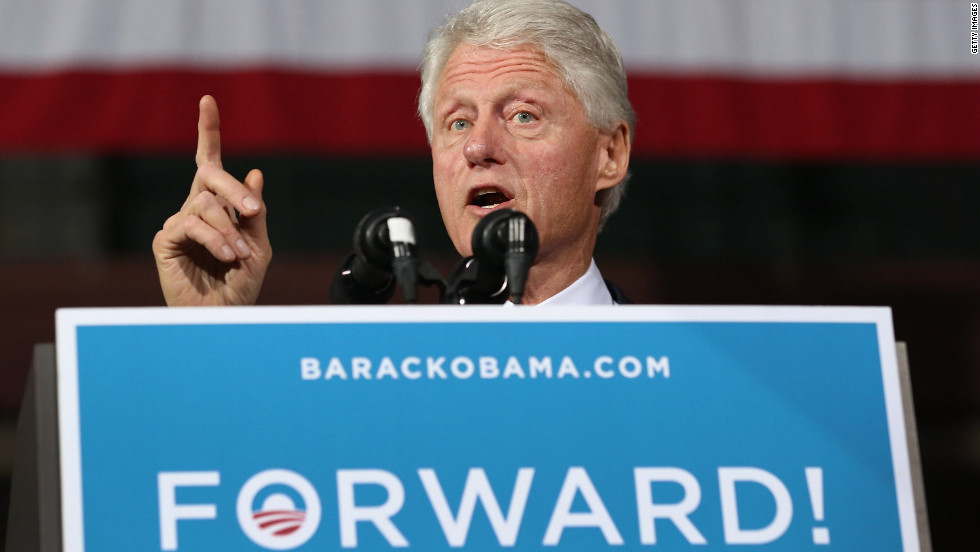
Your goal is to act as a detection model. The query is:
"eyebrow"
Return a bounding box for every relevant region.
[436,83,552,113]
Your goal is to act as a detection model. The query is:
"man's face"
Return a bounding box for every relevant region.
[430,43,618,264]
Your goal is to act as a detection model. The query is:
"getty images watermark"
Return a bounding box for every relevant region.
[972,3,979,54]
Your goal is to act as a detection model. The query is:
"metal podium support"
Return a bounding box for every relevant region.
[897,342,933,552]
[5,343,62,552]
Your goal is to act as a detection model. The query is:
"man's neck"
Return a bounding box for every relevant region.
[519,253,593,305]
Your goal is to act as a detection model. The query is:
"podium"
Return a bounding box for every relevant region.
[7,306,931,550]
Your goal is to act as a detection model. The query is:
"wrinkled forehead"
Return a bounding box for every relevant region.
[435,42,572,99]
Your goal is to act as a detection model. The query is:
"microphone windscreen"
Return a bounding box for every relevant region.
[386,217,416,245]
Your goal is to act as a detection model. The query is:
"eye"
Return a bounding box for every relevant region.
[513,111,536,124]
[451,119,470,131]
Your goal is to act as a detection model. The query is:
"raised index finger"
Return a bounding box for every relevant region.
[195,95,222,169]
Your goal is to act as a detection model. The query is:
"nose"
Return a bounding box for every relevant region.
[463,119,504,167]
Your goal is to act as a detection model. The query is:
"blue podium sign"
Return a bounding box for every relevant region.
[56,306,919,551]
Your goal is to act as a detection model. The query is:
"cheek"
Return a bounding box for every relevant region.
[523,167,576,239]
[521,146,599,241]
[526,150,592,210]
[431,155,456,207]
[431,154,473,254]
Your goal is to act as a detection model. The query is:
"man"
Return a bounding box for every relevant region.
[153,0,634,306]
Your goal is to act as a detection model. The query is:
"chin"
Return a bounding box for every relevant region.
[450,223,475,257]
[455,236,475,257]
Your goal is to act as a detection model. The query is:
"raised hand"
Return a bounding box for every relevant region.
[152,95,272,306]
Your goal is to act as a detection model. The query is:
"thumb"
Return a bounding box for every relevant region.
[239,169,269,246]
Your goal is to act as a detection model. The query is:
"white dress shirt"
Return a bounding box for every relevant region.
[506,259,615,306]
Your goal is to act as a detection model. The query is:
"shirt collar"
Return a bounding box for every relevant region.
[536,259,615,306]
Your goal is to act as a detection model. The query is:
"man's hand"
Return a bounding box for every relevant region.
[152,95,272,306]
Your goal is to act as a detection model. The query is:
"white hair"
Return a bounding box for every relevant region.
[419,0,635,228]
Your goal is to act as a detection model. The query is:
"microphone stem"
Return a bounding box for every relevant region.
[504,215,533,304]
[391,248,419,304]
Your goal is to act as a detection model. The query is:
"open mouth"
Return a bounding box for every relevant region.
[469,187,513,209]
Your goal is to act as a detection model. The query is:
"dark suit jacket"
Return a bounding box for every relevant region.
[605,280,633,304]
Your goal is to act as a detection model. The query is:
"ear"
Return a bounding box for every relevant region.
[595,121,631,193]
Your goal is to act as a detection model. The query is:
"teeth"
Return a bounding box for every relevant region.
[471,189,510,208]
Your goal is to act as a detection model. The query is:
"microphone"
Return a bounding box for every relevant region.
[473,209,539,304]
[329,207,420,304]
[385,216,421,303]
[443,256,509,305]
[445,209,538,305]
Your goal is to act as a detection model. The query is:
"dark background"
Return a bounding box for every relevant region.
[1,153,977,548]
